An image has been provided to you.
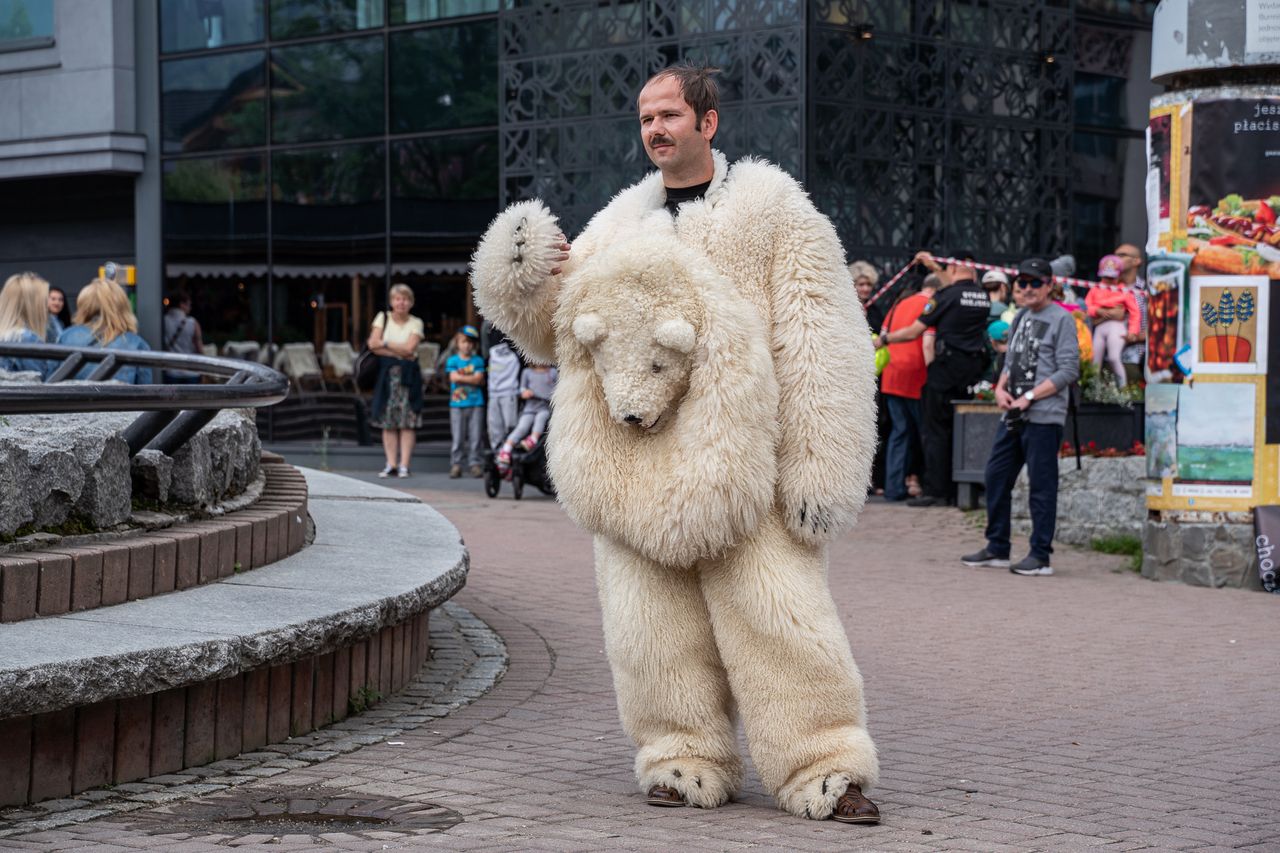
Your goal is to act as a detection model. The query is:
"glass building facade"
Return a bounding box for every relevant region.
[159,0,500,371]
[148,0,1153,443]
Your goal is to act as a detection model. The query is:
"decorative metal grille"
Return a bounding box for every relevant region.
[809,0,1075,272]
[500,1,1081,272]
[498,0,806,237]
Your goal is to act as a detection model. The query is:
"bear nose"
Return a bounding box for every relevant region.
[623,415,642,425]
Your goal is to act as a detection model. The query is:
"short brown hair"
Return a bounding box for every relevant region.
[643,62,721,130]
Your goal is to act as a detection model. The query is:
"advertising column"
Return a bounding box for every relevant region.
[1143,88,1280,590]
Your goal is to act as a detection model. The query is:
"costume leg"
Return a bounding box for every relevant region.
[699,515,878,820]
[595,536,742,808]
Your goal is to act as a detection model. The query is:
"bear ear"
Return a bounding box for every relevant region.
[654,318,696,354]
[572,313,608,347]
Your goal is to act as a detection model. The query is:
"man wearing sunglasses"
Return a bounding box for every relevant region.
[962,258,1080,576]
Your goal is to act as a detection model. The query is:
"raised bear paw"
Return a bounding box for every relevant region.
[471,198,563,302]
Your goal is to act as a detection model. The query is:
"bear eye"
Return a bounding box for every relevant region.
[651,362,663,374]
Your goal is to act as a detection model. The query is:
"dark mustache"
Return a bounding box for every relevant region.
[649,135,674,146]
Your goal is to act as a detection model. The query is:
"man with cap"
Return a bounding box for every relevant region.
[981,269,1010,323]
[961,258,1079,576]
[877,250,991,507]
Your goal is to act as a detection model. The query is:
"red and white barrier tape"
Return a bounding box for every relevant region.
[863,256,1140,307]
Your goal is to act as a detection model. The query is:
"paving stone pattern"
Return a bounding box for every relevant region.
[2,473,1278,851]
[0,601,505,843]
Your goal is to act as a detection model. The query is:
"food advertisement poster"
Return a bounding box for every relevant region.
[1145,94,1280,511]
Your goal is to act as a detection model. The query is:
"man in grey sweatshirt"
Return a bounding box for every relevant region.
[962,257,1080,576]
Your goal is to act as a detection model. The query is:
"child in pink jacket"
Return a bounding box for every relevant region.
[1085,255,1141,387]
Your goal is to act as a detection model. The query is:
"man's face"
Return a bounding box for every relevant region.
[637,76,715,177]
[1114,244,1142,280]
[1015,276,1052,310]
[855,277,874,303]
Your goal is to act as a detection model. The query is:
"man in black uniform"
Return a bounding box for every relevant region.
[876,250,990,507]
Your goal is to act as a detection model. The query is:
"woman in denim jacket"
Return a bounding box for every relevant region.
[57,278,153,384]
[0,271,54,379]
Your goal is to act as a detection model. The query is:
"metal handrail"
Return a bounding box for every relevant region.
[0,344,289,456]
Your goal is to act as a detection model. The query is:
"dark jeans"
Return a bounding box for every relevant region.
[983,420,1063,560]
[883,394,922,500]
[920,350,986,500]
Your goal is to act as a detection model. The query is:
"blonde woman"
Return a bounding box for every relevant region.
[57,278,153,384]
[368,283,425,477]
[0,271,53,377]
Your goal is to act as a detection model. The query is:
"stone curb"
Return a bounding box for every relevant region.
[0,601,507,839]
[0,468,467,718]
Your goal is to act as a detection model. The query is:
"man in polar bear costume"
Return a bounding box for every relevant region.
[470,63,880,824]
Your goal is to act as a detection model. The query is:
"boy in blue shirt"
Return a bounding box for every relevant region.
[446,325,486,478]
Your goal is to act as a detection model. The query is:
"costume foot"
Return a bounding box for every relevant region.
[830,784,880,825]
[645,785,686,808]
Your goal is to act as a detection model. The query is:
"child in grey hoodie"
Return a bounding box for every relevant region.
[496,365,557,470]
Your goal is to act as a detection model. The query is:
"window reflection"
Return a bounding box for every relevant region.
[160,0,263,53]
[271,36,384,143]
[271,143,386,264]
[390,23,497,132]
[0,0,53,43]
[163,155,268,346]
[392,132,498,243]
[389,0,498,24]
[269,0,383,40]
[162,51,267,153]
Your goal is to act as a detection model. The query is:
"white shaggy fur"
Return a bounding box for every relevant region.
[552,232,779,567]
[471,152,878,543]
[470,155,880,818]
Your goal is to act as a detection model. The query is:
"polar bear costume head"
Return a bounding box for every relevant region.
[570,288,699,433]
[549,230,780,567]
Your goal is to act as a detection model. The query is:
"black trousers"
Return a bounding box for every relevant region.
[984,421,1063,560]
[920,349,986,501]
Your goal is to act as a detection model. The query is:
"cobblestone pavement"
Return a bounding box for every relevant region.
[4,471,1278,851]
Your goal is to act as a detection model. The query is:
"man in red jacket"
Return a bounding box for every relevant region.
[879,274,937,500]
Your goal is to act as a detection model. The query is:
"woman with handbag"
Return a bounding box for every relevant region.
[367,283,425,478]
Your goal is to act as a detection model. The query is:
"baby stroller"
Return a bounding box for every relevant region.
[483,427,556,500]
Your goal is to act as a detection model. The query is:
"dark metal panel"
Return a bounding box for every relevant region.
[498,0,806,238]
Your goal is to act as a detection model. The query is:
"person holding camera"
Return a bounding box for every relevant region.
[961,258,1079,577]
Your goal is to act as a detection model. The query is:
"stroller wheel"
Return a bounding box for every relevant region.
[511,466,524,500]
[484,464,501,498]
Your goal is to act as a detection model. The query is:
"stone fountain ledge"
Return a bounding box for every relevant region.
[0,468,468,719]
[0,409,261,542]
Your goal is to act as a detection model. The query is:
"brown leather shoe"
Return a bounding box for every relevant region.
[830,783,880,824]
[645,784,686,807]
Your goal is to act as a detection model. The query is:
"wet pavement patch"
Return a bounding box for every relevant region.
[107,785,464,840]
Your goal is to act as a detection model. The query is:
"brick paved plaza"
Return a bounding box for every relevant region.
[2,471,1277,851]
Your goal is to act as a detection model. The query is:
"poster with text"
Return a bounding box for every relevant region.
[1186,98,1280,280]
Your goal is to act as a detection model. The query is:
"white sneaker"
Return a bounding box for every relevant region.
[378,465,395,478]
[397,466,410,478]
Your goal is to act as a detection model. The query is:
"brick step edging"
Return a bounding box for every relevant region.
[0,609,432,806]
[0,460,309,623]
